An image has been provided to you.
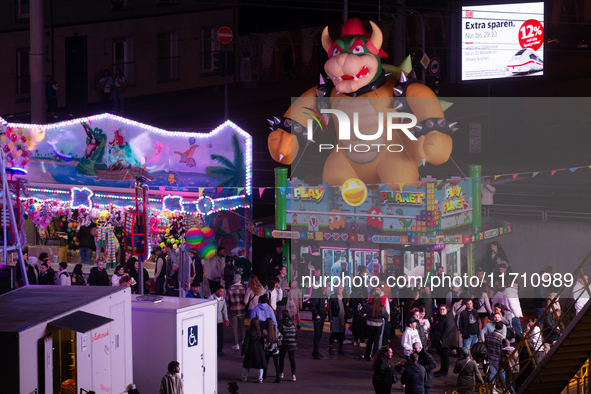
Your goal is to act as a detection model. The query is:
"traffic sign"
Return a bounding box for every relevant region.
[420,53,430,69]
[429,57,441,76]
[217,26,233,44]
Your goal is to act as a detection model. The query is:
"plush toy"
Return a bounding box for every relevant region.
[267,18,455,186]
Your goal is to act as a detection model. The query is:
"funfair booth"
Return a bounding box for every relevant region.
[0,115,252,280]
[0,286,132,394]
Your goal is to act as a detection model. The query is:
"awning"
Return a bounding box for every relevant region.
[48,311,113,333]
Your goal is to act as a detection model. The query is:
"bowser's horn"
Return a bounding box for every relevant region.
[369,21,383,50]
[321,26,333,53]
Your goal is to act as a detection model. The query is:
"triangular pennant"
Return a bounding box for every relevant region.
[418,181,425,188]
[258,188,265,198]
[237,187,244,194]
[570,168,578,173]
[532,172,539,177]
[217,187,223,195]
[436,180,443,187]
[493,175,501,181]
[512,174,519,180]
[399,183,405,191]
[198,187,205,198]
[550,170,557,177]
[279,187,286,197]
[473,177,481,183]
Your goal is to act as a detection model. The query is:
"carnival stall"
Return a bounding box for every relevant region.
[0,114,252,269]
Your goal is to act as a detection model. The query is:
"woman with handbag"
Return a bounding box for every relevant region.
[241,317,267,383]
[454,348,484,394]
[328,285,350,355]
[113,68,127,113]
[372,346,396,394]
[262,317,283,383]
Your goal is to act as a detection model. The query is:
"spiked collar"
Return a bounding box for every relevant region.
[342,71,387,97]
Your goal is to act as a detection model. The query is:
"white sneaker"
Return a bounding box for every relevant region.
[231,344,240,350]
[292,375,296,382]
[241,376,247,382]
[279,373,284,378]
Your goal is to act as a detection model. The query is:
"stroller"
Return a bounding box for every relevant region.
[471,342,489,380]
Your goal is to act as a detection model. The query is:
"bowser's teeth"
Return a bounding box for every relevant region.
[353,76,358,81]
[337,77,343,82]
[422,159,426,166]
[279,154,284,161]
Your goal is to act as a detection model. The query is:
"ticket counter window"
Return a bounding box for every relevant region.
[353,250,380,276]
[403,251,425,277]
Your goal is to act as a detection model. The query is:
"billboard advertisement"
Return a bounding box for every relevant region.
[461,2,544,81]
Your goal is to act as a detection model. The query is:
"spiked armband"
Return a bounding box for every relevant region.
[409,118,458,139]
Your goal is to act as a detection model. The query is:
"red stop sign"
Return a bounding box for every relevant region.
[217,26,233,45]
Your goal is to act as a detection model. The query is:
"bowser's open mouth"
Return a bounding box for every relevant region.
[335,67,370,82]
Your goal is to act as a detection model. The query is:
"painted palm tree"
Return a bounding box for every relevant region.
[205,133,245,195]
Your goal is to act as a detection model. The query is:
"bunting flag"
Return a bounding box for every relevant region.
[550,170,557,177]
[237,187,244,195]
[512,174,519,180]
[158,186,165,197]
[570,168,578,173]
[279,187,286,197]
[258,188,265,198]
[399,183,405,191]
[436,180,443,187]
[494,175,501,181]
[198,187,205,198]
[532,172,539,177]
[418,181,425,188]
[473,177,481,183]
[217,187,223,195]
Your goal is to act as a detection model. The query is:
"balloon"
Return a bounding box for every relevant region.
[201,227,215,242]
[189,136,196,145]
[172,244,178,250]
[160,242,165,248]
[198,242,216,259]
[186,227,204,244]
[67,223,73,228]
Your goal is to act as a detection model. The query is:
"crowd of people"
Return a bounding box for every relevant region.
[13,240,591,393]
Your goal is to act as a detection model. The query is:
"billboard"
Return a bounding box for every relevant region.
[461,2,544,81]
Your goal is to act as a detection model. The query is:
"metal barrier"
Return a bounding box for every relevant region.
[483,205,591,222]
[563,360,590,394]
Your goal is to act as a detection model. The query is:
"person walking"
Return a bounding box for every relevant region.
[112,68,127,113]
[241,317,267,383]
[400,317,421,360]
[244,275,265,319]
[328,285,349,355]
[208,286,230,356]
[362,294,390,361]
[432,304,454,377]
[372,346,396,394]
[235,248,252,285]
[262,317,283,383]
[485,322,506,385]
[453,348,484,394]
[251,293,277,328]
[309,286,330,359]
[99,69,113,111]
[224,256,239,293]
[459,299,480,349]
[401,353,426,394]
[412,342,437,394]
[159,361,183,394]
[278,310,297,382]
[228,274,246,351]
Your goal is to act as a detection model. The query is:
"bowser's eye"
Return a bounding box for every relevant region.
[352,45,364,54]
[332,48,341,57]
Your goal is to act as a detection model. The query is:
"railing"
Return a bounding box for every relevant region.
[483,205,591,222]
[563,360,589,394]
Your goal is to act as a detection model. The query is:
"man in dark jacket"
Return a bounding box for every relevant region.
[459,299,480,349]
[413,342,437,394]
[223,256,239,292]
[401,353,426,394]
[453,348,484,394]
[88,260,110,286]
[39,262,55,285]
[432,304,455,377]
[309,286,330,359]
[235,248,252,285]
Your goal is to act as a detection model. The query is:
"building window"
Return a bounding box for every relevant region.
[16,0,30,19]
[113,36,135,85]
[201,27,219,73]
[157,31,179,81]
[16,48,30,96]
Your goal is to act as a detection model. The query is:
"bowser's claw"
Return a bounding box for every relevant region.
[421,158,426,167]
[279,154,284,161]
[268,128,299,165]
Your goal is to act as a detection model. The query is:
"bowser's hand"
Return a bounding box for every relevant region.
[416,130,453,166]
[268,128,299,165]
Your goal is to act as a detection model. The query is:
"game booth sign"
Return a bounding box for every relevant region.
[249,17,512,292]
[0,114,252,274]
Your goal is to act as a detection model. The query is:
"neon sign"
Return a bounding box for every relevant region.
[380,191,425,205]
[71,187,93,209]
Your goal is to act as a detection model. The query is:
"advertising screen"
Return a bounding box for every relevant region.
[461,2,544,81]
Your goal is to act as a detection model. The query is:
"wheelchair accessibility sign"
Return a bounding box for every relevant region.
[188,325,198,347]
